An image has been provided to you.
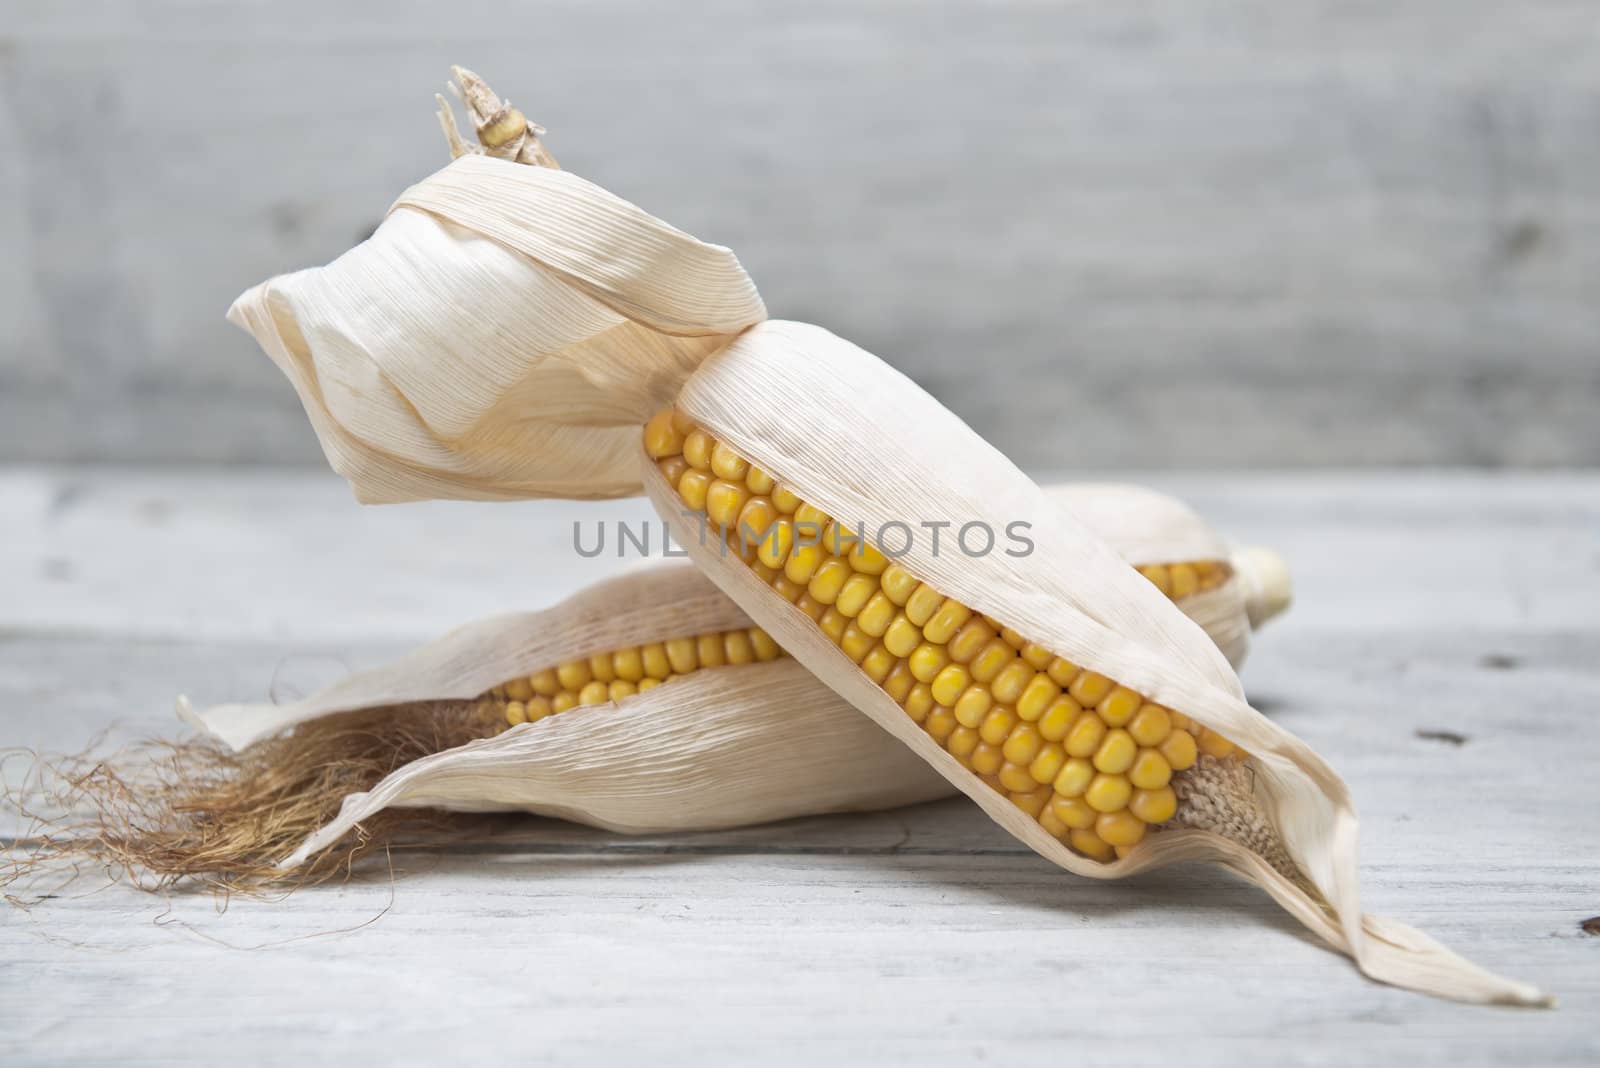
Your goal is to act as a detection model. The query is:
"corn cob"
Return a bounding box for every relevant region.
[219,69,1545,1004]
[646,410,1245,858]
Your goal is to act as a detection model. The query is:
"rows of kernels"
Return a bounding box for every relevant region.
[1137,560,1229,599]
[652,410,1245,862]
[484,625,784,727]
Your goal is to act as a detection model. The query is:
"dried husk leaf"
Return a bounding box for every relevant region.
[228,155,764,503]
[646,319,1544,1006]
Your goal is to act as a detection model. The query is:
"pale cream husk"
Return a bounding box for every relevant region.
[229,156,1545,1005]
[187,482,1279,865]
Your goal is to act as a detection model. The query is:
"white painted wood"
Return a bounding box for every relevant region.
[1,2,1597,468]
[1,468,1597,1062]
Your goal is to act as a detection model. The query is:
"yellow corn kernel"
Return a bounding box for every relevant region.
[1001,722,1044,766]
[771,575,807,603]
[681,429,715,470]
[908,642,950,683]
[1127,703,1172,747]
[1085,773,1133,813]
[856,592,896,637]
[526,695,553,721]
[705,480,749,528]
[1053,756,1096,797]
[1029,742,1067,785]
[1138,564,1172,597]
[1037,806,1071,840]
[989,660,1035,705]
[745,465,775,495]
[847,538,889,576]
[636,677,661,693]
[723,630,755,665]
[736,494,777,544]
[979,707,1018,747]
[771,484,802,513]
[658,456,689,490]
[556,660,592,691]
[1096,686,1142,727]
[807,559,852,605]
[608,680,637,701]
[1169,563,1199,599]
[817,607,849,644]
[859,643,896,683]
[612,647,645,683]
[663,638,697,675]
[1092,728,1138,774]
[784,541,826,586]
[1045,657,1079,687]
[793,594,826,622]
[883,660,916,703]
[1159,728,1198,771]
[710,441,749,480]
[504,701,527,725]
[504,676,533,702]
[968,638,1014,683]
[551,692,578,714]
[905,585,946,627]
[1009,785,1052,816]
[1019,642,1054,670]
[1069,828,1115,861]
[883,614,923,657]
[953,685,993,728]
[947,726,980,759]
[834,573,878,617]
[1128,749,1173,790]
[946,618,995,663]
[793,502,830,529]
[643,409,686,459]
[924,705,956,740]
[929,664,971,707]
[904,683,937,724]
[840,622,875,662]
[1095,811,1147,847]
[697,633,728,668]
[922,600,973,644]
[750,628,783,661]
[1130,786,1179,824]
[1068,671,1115,708]
[677,468,712,510]
[998,626,1027,649]
[1051,795,1098,830]
[1036,695,1082,741]
[578,680,609,706]
[1015,674,1062,722]
[970,744,1004,776]
[879,565,920,605]
[529,668,560,696]
[588,653,617,684]
[1064,712,1108,758]
[1195,728,1237,759]
[755,519,795,569]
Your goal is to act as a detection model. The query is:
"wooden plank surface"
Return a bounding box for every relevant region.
[1,467,1598,1064]
[1,2,1598,469]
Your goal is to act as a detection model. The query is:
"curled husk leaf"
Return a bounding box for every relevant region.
[229,157,1542,1005]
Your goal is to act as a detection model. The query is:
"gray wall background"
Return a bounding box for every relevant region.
[1,1,1596,470]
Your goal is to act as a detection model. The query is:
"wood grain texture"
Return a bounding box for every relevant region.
[1,2,1597,468]
[1,468,1597,1063]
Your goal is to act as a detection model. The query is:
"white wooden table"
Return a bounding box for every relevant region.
[2,467,1596,1065]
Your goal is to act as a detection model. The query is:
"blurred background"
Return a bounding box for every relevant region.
[1,1,1595,470]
